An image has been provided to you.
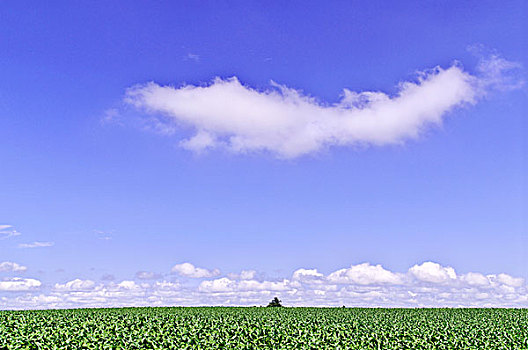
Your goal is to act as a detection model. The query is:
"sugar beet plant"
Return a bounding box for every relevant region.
[0,307,527,349]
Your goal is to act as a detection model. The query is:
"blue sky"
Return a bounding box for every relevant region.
[0,1,526,308]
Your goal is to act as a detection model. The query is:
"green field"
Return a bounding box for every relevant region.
[1,307,527,349]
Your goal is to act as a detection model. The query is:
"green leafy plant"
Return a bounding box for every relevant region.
[0,307,526,349]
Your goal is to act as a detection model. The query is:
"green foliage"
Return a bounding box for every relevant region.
[267,297,283,307]
[0,307,527,349]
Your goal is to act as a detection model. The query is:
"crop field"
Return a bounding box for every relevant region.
[0,307,527,349]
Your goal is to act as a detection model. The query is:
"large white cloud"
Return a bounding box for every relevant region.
[327,263,403,285]
[1,261,526,309]
[123,56,520,158]
[408,261,457,284]
[171,262,220,278]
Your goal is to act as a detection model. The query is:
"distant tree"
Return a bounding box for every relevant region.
[267,297,283,307]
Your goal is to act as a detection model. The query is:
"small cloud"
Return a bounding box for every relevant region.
[95,230,112,241]
[0,261,27,273]
[468,45,525,92]
[135,271,162,280]
[227,270,258,280]
[54,279,96,291]
[18,241,54,249]
[153,280,180,291]
[100,108,122,125]
[180,130,217,153]
[171,262,220,278]
[0,225,21,239]
[116,280,141,290]
[184,53,200,62]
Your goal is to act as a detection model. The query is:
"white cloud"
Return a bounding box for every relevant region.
[18,241,54,248]
[239,270,257,280]
[198,277,294,293]
[116,280,141,290]
[153,281,180,291]
[0,225,21,239]
[1,261,526,309]
[54,279,96,291]
[180,130,217,152]
[328,263,403,285]
[476,54,524,91]
[0,278,41,291]
[408,261,457,284]
[292,268,325,284]
[101,108,121,125]
[460,272,489,287]
[185,53,200,62]
[0,262,27,273]
[123,56,520,158]
[227,270,258,280]
[496,273,524,288]
[94,230,113,241]
[135,271,162,280]
[197,277,233,293]
[171,262,220,278]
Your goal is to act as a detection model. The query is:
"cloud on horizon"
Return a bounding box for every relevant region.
[1,261,526,309]
[171,262,220,278]
[0,278,41,292]
[122,55,522,158]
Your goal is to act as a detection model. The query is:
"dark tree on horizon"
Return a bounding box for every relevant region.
[267,297,283,307]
